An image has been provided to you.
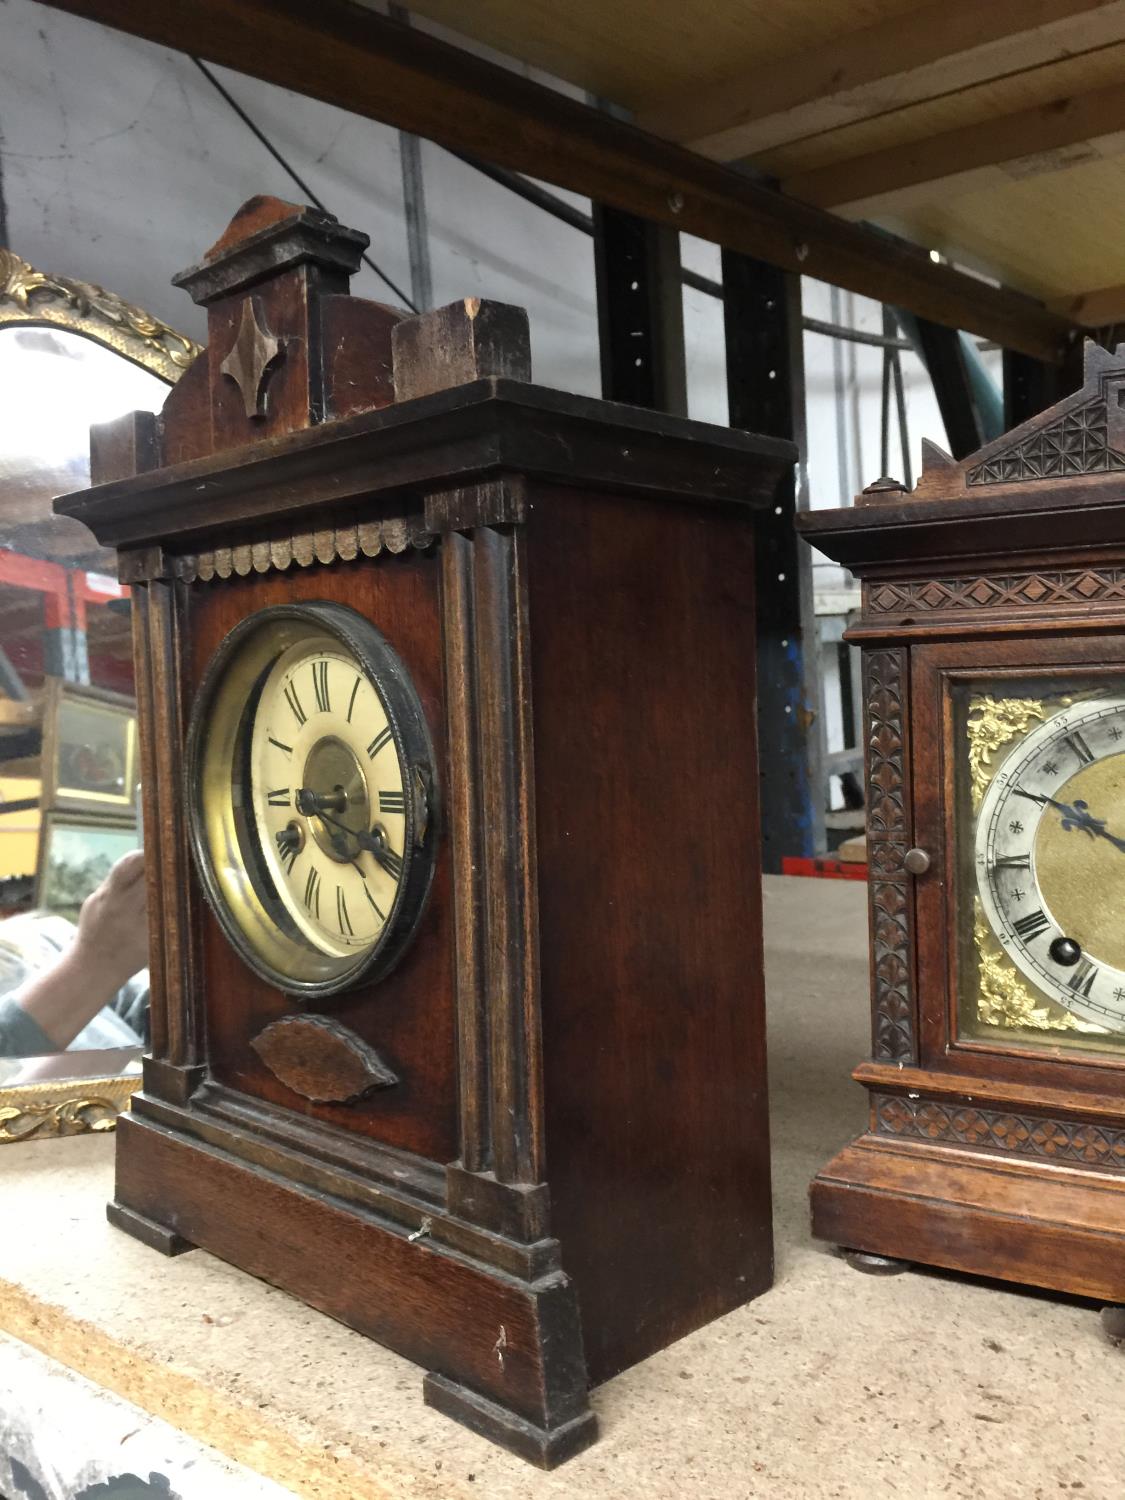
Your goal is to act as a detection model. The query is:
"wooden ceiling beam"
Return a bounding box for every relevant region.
[38,0,1076,362]
[639,0,1125,161]
[1050,282,1125,326]
[784,80,1125,218]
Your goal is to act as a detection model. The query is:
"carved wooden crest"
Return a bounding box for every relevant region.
[219,295,285,418]
[898,340,1125,501]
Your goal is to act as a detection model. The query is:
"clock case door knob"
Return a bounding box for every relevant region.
[903,847,931,875]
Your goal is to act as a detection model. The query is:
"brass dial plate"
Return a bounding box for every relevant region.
[973,691,1125,1036]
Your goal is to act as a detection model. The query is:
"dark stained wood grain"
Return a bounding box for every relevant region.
[188,552,459,1165]
[128,573,202,1077]
[392,298,531,402]
[59,378,795,552]
[474,525,544,1187]
[527,482,773,1384]
[112,1111,596,1459]
[812,1136,1125,1303]
[158,354,215,469]
[89,410,158,487]
[321,295,402,420]
[439,530,489,1176]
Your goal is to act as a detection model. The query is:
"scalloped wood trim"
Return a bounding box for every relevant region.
[177,517,434,582]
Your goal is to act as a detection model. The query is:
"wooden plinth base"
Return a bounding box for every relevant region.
[106,1201,195,1257]
[812,1133,1125,1303]
[108,1103,595,1464]
[424,1374,598,1468]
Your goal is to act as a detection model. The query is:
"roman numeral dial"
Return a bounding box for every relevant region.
[244,631,426,974]
[974,691,1125,1029]
[191,603,435,999]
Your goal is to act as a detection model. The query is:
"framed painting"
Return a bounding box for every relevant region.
[35,811,139,922]
[39,680,137,815]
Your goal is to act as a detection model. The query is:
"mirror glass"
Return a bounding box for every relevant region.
[0,324,169,1116]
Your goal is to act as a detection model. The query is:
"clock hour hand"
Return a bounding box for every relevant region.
[341,818,401,876]
[1012,786,1125,854]
[297,797,401,875]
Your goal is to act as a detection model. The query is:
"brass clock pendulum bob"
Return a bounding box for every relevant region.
[56,196,794,1465]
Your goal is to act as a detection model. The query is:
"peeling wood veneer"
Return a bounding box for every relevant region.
[250,1016,399,1103]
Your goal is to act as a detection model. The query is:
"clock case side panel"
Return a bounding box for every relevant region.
[523,480,774,1387]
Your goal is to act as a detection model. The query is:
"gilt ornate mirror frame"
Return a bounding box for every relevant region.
[0,249,200,379]
[0,251,200,1143]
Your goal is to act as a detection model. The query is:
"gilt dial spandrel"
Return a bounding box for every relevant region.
[955,677,1125,1054]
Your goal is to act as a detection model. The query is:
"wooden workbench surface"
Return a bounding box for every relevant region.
[2,880,1123,1498]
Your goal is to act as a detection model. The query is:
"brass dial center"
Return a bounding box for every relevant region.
[299,735,370,863]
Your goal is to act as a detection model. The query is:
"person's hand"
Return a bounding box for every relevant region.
[74,850,148,993]
[11,851,149,1051]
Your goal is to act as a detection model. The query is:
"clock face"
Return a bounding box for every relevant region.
[187,603,436,997]
[975,693,1125,1033]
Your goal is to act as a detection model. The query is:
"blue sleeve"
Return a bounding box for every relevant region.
[0,994,55,1058]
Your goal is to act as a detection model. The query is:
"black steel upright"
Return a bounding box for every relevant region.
[1002,347,1079,431]
[913,318,984,459]
[592,205,687,415]
[722,250,821,870]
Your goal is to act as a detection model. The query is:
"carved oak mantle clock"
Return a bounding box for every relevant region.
[799,341,1125,1304]
[56,198,793,1464]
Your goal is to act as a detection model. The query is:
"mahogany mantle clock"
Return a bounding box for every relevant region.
[799,340,1125,1305]
[56,198,793,1464]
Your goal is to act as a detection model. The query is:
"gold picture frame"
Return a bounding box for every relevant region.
[35,810,140,922]
[39,679,138,816]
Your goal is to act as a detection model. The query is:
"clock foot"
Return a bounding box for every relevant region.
[423,1372,598,1469]
[106,1201,195,1257]
[842,1249,912,1276]
[1099,1305,1125,1345]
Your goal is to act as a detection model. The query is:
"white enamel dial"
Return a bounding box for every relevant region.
[249,637,407,959]
[976,694,1125,1030]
